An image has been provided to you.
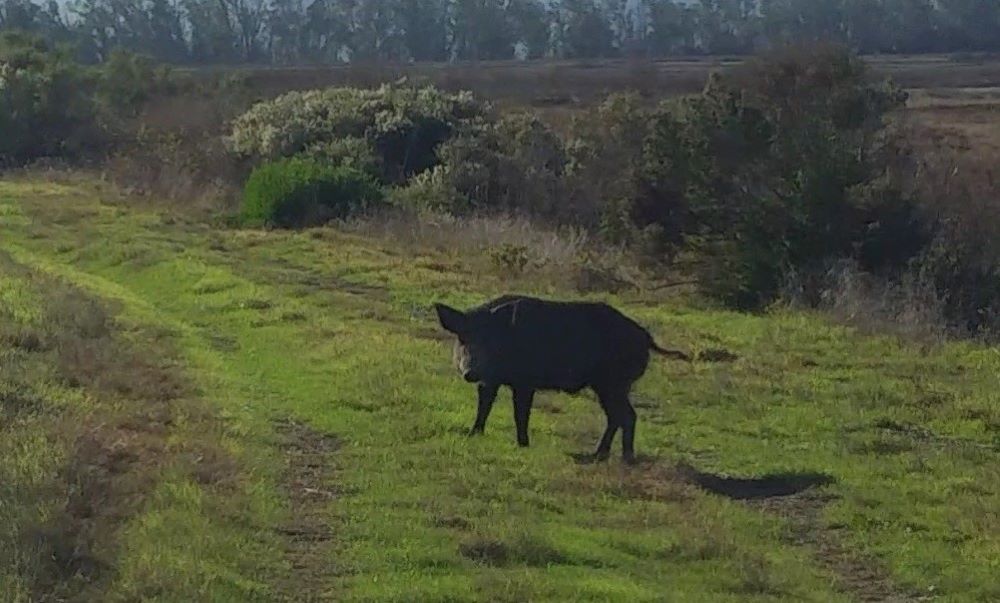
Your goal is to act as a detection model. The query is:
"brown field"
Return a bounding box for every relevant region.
[187,54,1000,155]
[192,54,1000,103]
[907,86,1000,157]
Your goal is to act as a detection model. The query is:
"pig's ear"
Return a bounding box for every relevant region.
[491,300,520,328]
[435,304,467,335]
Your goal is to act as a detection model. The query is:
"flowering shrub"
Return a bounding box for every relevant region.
[227,84,489,184]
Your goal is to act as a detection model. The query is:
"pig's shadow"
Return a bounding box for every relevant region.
[676,463,834,500]
[570,456,834,500]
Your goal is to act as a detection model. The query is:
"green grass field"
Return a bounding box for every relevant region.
[1,176,998,602]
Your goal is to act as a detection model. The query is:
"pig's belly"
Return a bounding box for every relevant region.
[525,367,590,394]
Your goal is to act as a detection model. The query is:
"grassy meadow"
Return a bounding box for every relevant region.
[1,176,998,601]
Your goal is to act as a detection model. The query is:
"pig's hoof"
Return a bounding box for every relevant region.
[570,452,609,465]
[467,428,484,437]
[623,455,638,466]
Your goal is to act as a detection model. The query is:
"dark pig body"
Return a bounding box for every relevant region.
[434,295,690,463]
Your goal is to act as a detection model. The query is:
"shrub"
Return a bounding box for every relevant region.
[564,93,652,232]
[388,166,460,213]
[394,111,566,215]
[0,31,100,164]
[490,112,566,215]
[489,243,531,274]
[909,150,1000,335]
[226,84,489,185]
[635,44,916,309]
[104,124,243,208]
[302,137,381,179]
[94,49,180,119]
[241,158,383,228]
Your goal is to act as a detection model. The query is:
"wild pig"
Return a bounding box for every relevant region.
[434,295,690,464]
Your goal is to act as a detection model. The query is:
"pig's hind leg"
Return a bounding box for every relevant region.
[592,386,622,462]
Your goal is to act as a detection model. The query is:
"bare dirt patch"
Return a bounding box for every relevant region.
[696,348,741,363]
[273,418,340,602]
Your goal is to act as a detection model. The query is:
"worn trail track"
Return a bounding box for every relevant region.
[274,419,341,602]
[678,464,926,603]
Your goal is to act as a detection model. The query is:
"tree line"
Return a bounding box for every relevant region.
[2,0,999,65]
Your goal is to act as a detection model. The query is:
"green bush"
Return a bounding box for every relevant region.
[565,93,652,233]
[636,44,916,309]
[241,158,383,228]
[95,49,179,118]
[0,31,100,164]
[226,84,488,185]
[393,111,565,215]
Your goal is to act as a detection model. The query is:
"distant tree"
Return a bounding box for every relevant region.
[396,0,449,62]
[218,0,269,62]
[449,0,518,61]
[694,0,757,54]
[602,0,636,54]
[182,0,239,63]
[553,0,617,59]
[346,0,404,61]
[146,0,189,62]
[937,0,1000,51]
[508,0,551,59]
[267,0,308,64]
[759,0,847,48]
[839,0,887,53]
[639,0,696,56]
[6,0,1000,65]
[68,0,120,61]
[0,30,101,162]
[885,0,940,53]
[1,0,68,38]
[302,0,349,61]
[1,0,39,28]
[69,0,188,63]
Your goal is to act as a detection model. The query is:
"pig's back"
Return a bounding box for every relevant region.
[504,299,645,392]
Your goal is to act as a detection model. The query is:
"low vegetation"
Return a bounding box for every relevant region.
[0,31,100,164]
[2,178,998,601]
[241,159,383,227]
[2,22,1000,601]
[4,27,1000,333]
[0,241,280,601]
[212,44,995,336]
[0,31,182,166]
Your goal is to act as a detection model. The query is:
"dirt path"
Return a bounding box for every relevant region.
[273,419,341,602]
[753,491,924,603]
[678,465,928,603]
[0,253,242,600]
